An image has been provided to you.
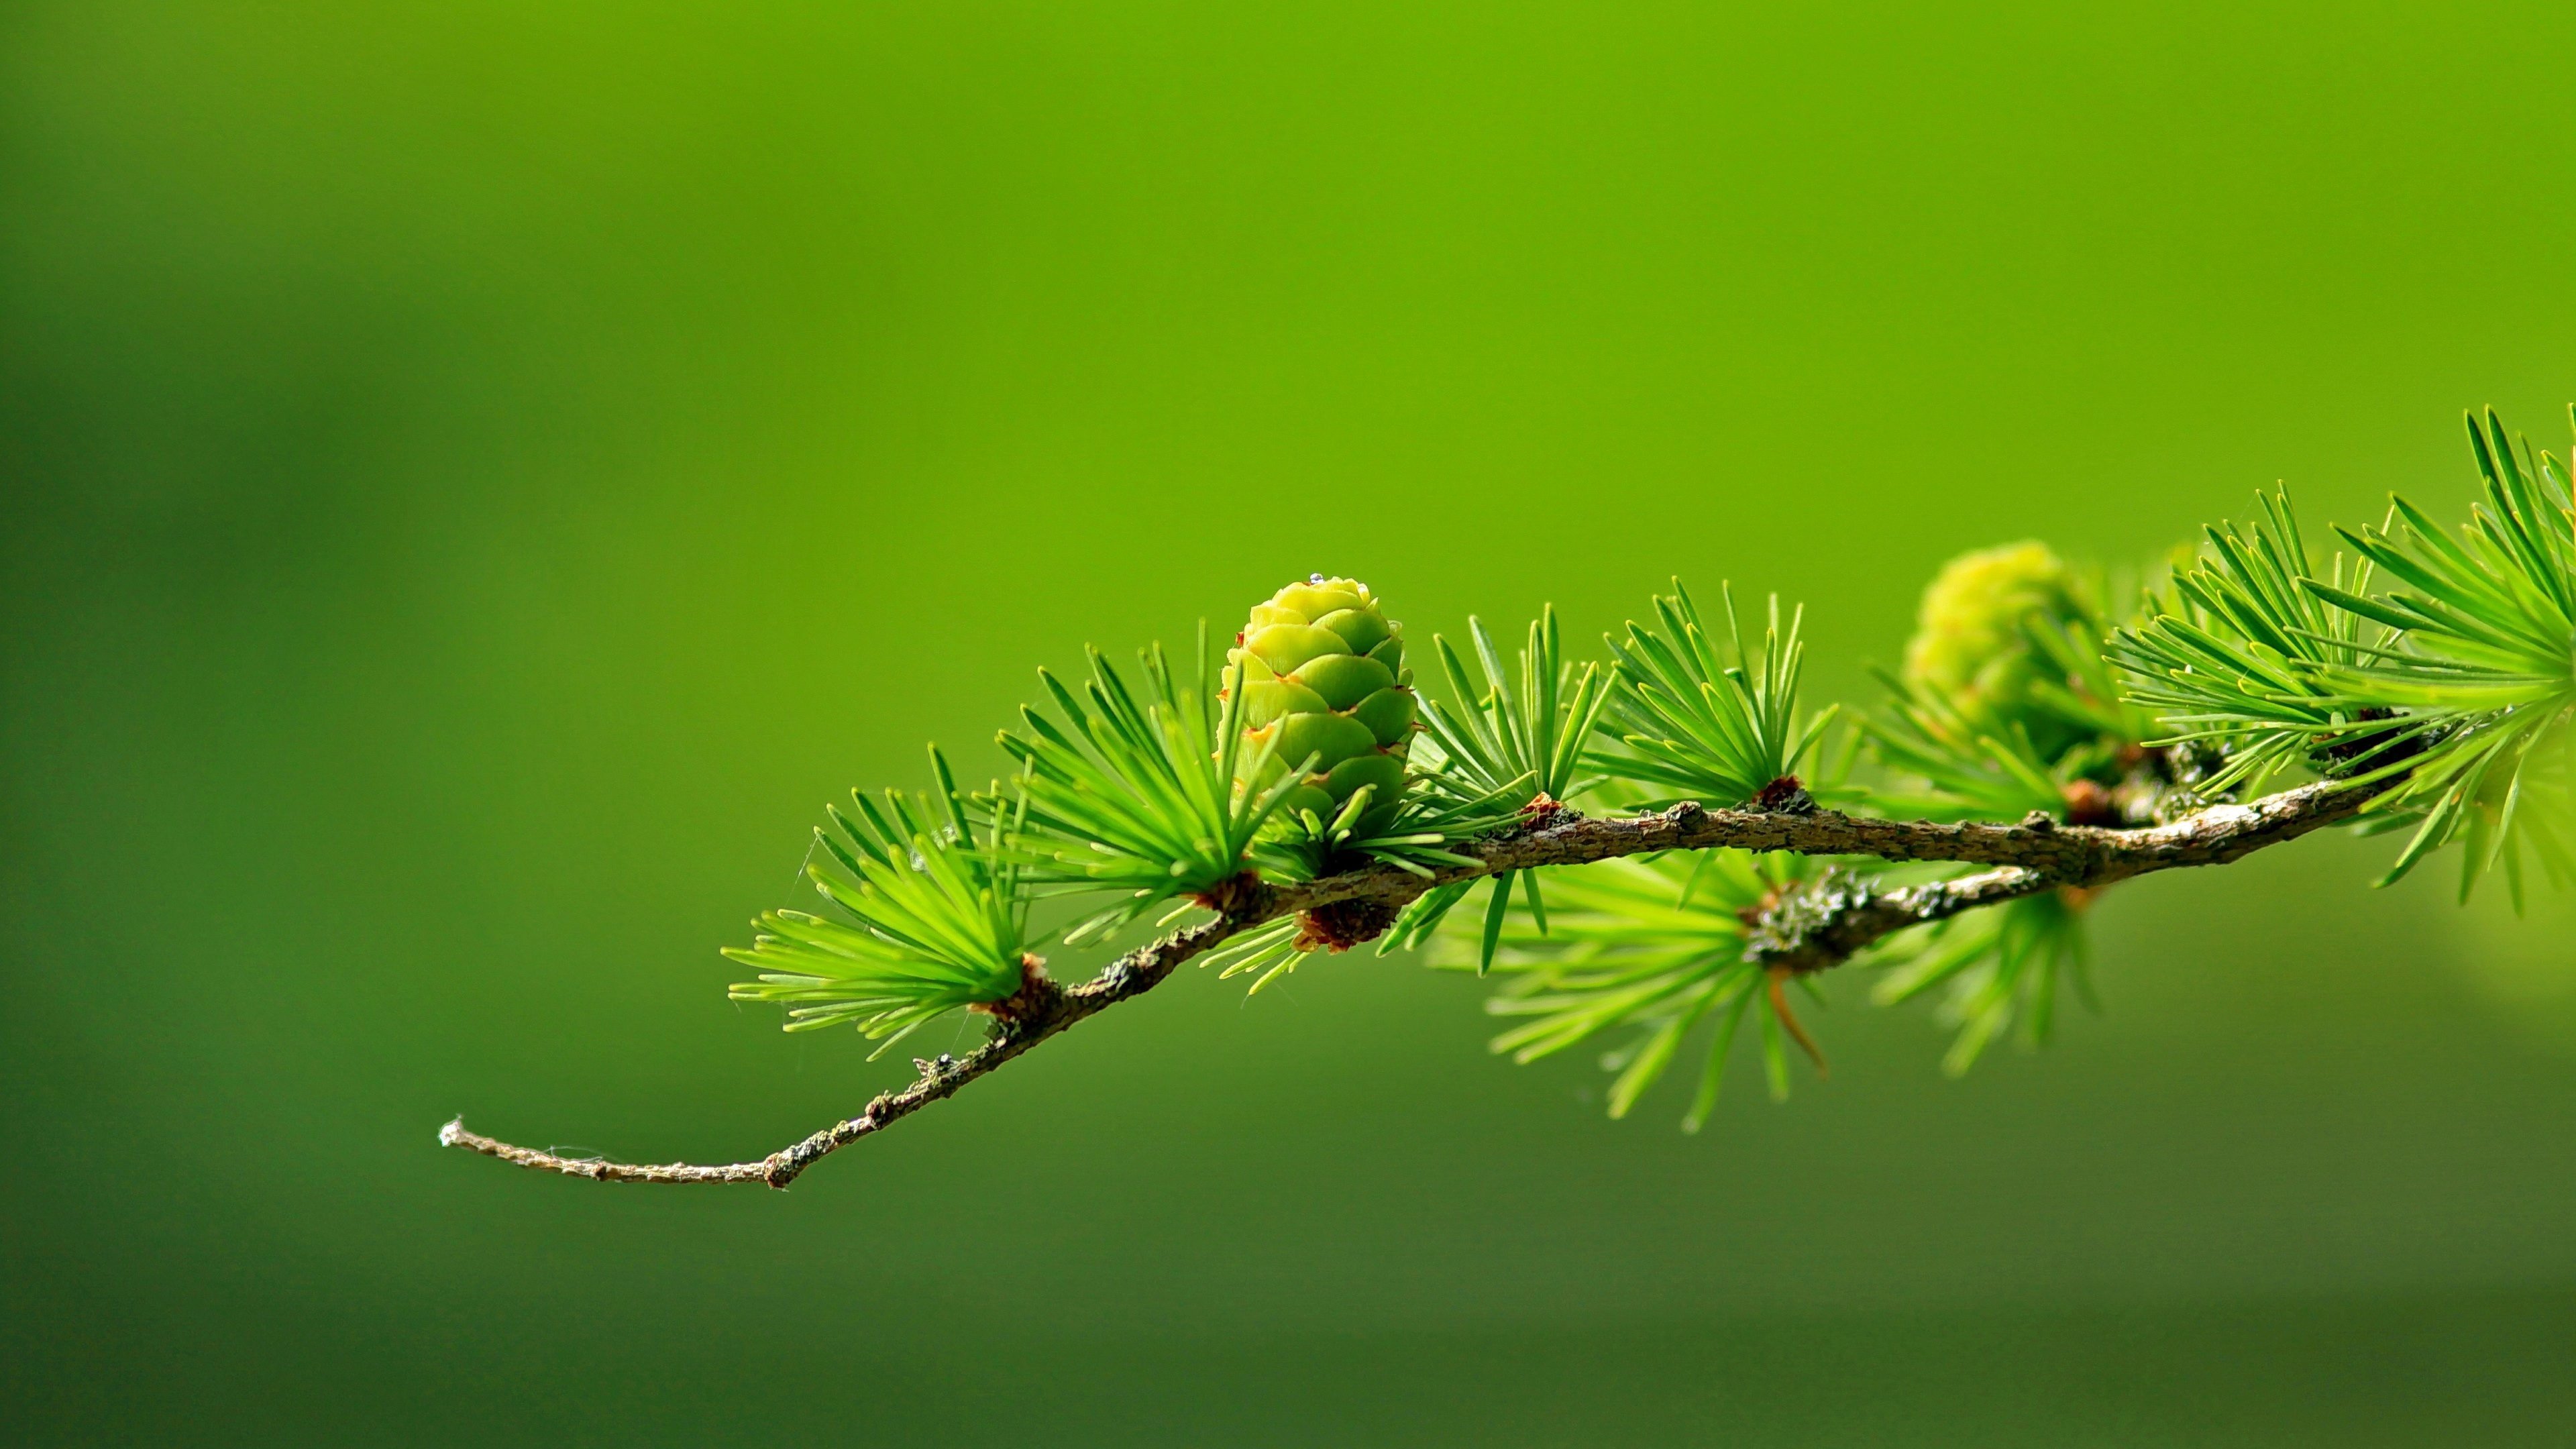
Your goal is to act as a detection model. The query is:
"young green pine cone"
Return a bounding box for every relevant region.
[1230,575,1417,834]
[1902,541,2092,761]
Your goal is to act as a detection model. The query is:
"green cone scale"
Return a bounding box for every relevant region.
[1230,575,1417,833]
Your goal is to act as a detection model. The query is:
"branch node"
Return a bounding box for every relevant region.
[1295,896,1403,952]
[1754,775,1817,814]
[972,955,1065,1028]
[1191,870,1267,918]
[1519,793,1574,828]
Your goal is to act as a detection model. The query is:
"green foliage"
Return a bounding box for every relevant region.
[1439,852,1829,1130]
[2317,410,2576,900]
[996,630,1302,946]
[1868,888,2094,1077]
[2016,583,2165,754]
[726,747,1032,1054]
[1208,772,1525,995]
[1247,765,1520,885]
[1378,607,1614,971]
[2110,410,2576,904]
[1863,668,2082,823]
[2109,489,2404,798]
[1195,914,1309,994]
[1593,580,1838,808]
[1416,607,1609,812]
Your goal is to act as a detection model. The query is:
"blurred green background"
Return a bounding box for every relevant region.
[6,2,2575,1443]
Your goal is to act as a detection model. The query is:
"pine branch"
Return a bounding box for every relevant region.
[439,775,2381,1188]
